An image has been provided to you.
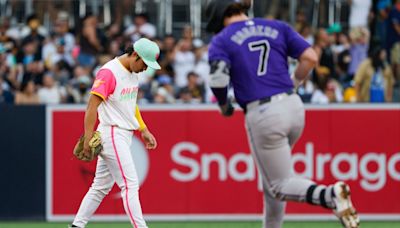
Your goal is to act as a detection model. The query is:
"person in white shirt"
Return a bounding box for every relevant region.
[192,39,212,103]
[54,11,75,54]
[124,13,156,42]
[172,39,195,88]
[349,0,372,29]
[37,73,64,104]
[70,38,161,228]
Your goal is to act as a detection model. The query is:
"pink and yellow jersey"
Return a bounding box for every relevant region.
[91,58,141,131]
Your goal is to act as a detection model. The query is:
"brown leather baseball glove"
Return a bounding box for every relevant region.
[73,131,103,162]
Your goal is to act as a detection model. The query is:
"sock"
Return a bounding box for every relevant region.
[306,184,335,209]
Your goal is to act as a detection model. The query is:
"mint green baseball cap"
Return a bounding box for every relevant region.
[133,38,161,70]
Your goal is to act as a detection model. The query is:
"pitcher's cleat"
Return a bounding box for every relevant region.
[332,181,360,228]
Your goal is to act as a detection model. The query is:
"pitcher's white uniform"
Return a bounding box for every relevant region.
[73,58,147,228]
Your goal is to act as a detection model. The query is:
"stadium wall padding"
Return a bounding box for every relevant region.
[1,104,400,221]
[0,105,46,220]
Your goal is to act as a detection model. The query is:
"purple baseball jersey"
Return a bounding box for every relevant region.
[208,18,310,107]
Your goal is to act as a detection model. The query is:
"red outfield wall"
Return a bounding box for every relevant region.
[46,105,400,221]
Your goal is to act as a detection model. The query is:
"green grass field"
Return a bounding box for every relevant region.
[0,221,398,228]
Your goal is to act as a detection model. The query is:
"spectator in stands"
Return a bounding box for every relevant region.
[14,79,39,105]
[106,22,123,41]
[299,23,314,45]
[124,13,156,42]
[192,39,208,83]
[65,74,91,104]
[137,88,149,104]
[335,33,352,87]
[53,11,75,62]
[55,36,75,67]
[296,77,315,103]
[328,23,344,55]
[375,0,392,48]
[1,1,399,105]
[42,35,74,70]
[18,37,40,66]
[61,65,90,104]
[172,38,195,88]
[0,43,18,91]
[0,17,17,54]
[387,0,400,87]
[21,14,48,37]
[0,17,20,42]
[347,27,370,80]
[153,88,170,104]
[192,39,212,103]
[354,47,395,102]
[21,14,47,61]
[163,34,176,53]
[179,71,204,103]
[158,34,176,81]
[37,72,65,104]
[77,13,107,68]
[108,40,123,57]
[52,60,71,87]
[17,37,45,85]
[177,87,193,104]
[349,0,372,29]
[0,76,13,104]
[181,24,193,42]
[153,75,175,104]
[42,34,58,69]
[295,9,308,32]
[70,65,91,87]
[313,28,335,80]
[311,66,343,104]
[159,34,175,63]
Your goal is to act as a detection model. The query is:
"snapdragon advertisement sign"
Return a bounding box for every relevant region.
[46,105,400,221]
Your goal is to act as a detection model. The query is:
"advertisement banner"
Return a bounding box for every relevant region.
[46,105,400,221]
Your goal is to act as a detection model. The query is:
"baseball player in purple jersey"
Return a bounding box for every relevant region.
[206,1,359,227]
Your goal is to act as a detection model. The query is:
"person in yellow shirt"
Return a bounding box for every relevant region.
[354,48,395,102]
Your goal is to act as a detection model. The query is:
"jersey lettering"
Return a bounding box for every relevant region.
[231,25,279,45]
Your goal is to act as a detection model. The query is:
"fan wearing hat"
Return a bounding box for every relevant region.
[70,38,160,228]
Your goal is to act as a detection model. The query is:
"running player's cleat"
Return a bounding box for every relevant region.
[332,182,360,228]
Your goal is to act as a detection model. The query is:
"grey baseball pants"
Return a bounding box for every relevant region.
[245,93,335,228]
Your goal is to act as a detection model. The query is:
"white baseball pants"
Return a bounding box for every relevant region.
[72,125,147,228]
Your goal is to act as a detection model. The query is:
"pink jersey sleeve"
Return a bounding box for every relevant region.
[90,69,116,100]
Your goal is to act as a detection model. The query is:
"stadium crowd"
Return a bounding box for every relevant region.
[0,0,399,105]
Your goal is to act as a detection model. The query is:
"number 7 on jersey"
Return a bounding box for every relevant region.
[248,40,271,76]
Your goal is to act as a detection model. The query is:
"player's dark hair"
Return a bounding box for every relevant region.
[125,45,141,61]
[223,3,249,19]
[125,46,134,56]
